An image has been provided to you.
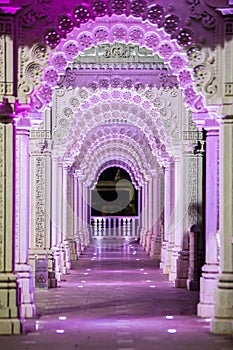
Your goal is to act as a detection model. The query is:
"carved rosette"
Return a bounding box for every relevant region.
[187,45,217,99]
[35,156,45,248]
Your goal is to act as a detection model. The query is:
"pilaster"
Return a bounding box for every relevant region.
[169,155,183,281]
[163,161,175,275]
[29,116,56,287]
[198,120,220,317]
[211,116,233,335]
[15,115,36,318]
[0,100,21,334]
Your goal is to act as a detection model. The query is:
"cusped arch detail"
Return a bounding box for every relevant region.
[32,14,206,114]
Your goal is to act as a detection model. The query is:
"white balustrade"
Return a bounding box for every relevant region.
[91,216,139,239]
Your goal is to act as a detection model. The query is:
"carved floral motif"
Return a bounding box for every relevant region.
[35,156,45,248]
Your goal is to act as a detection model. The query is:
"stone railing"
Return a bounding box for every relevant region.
[90,216,139,239]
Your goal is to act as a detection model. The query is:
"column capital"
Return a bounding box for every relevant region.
[204,119,220,133]
[16,116,31,130]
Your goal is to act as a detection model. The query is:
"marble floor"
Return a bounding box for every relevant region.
[1,239,233,350]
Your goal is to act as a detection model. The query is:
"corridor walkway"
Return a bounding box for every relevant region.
[1,239,233,350]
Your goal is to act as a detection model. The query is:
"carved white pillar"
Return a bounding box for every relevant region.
[15,116,35,318]
[62,165,71,269]
[73,173,81,257]
[142,181,148,249]
[150,171,163,267]
[67,171,76,261]
[146,178,153,254]
[198,121,219,317]
[211,116,233,334]
[0,102,21,334]
[163,161,175,274]
[57,161,63,244]
[169,156,183,281]
[139,185,145,244]
[29,132,56,288]
[78,179,85,252]
[51,155,62,281]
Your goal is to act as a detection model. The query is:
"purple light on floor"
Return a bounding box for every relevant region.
[59,316,67,320]
[56,329,65,334]
[166,316,174,320]
[140,269,144,271]
[150,285,156,288]
[143,272,148,275]
[81,280,86,283]
[146,280,152,283]
[87,269,91,271]
[167,329,177,334]
[84,272,89,275]
[136,258,140,261]
[77,285,83,288]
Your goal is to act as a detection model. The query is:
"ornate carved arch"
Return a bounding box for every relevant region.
[31,14,206,114]
[75,138,156,185]
[52,86,181,161]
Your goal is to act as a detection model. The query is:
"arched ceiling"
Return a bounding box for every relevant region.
[73,137,160,186]
[52,86,182,162]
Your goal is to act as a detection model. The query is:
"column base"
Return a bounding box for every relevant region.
[211,318,233,335]
[210,272,233,335]
[163,242,174,275]
[0,273,21,334]
[198,303,214,318]
[186,279,200,291]
[160,241,168,269]
[197,264,219,317]
[175,249,189,288]
[169,246,181,281]
[15,263,36,318]
[0,319,21,335]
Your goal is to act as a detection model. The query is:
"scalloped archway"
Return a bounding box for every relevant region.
[32,14,207,115]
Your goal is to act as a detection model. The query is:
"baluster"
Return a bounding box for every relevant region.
[101,218,104,236]
[98,218,100,236]
[123,218,126,237]
[94,218,98,236]
[113,218,116,237]
[103,217,106,237]
[116,217,119,236]
[127,218,131,236]
[108,218,111,236]
[132,218,135,237]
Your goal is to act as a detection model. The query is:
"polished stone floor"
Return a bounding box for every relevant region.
[1,239,233,350]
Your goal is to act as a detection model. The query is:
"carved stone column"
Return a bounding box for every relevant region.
[67,169,76,261]
[198,121,219,316]
[15,115,36,318]
[142,181,148,249]
[62,164,71,270]
[73,173,82,257]
[169,155,183,281]
[0,101,21,334]
[163,161,175,274]
[29,136,56,287]
[150,171,164,267]
[211,116,233,334]
[51,155,62,281]
[146,178,153,254]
